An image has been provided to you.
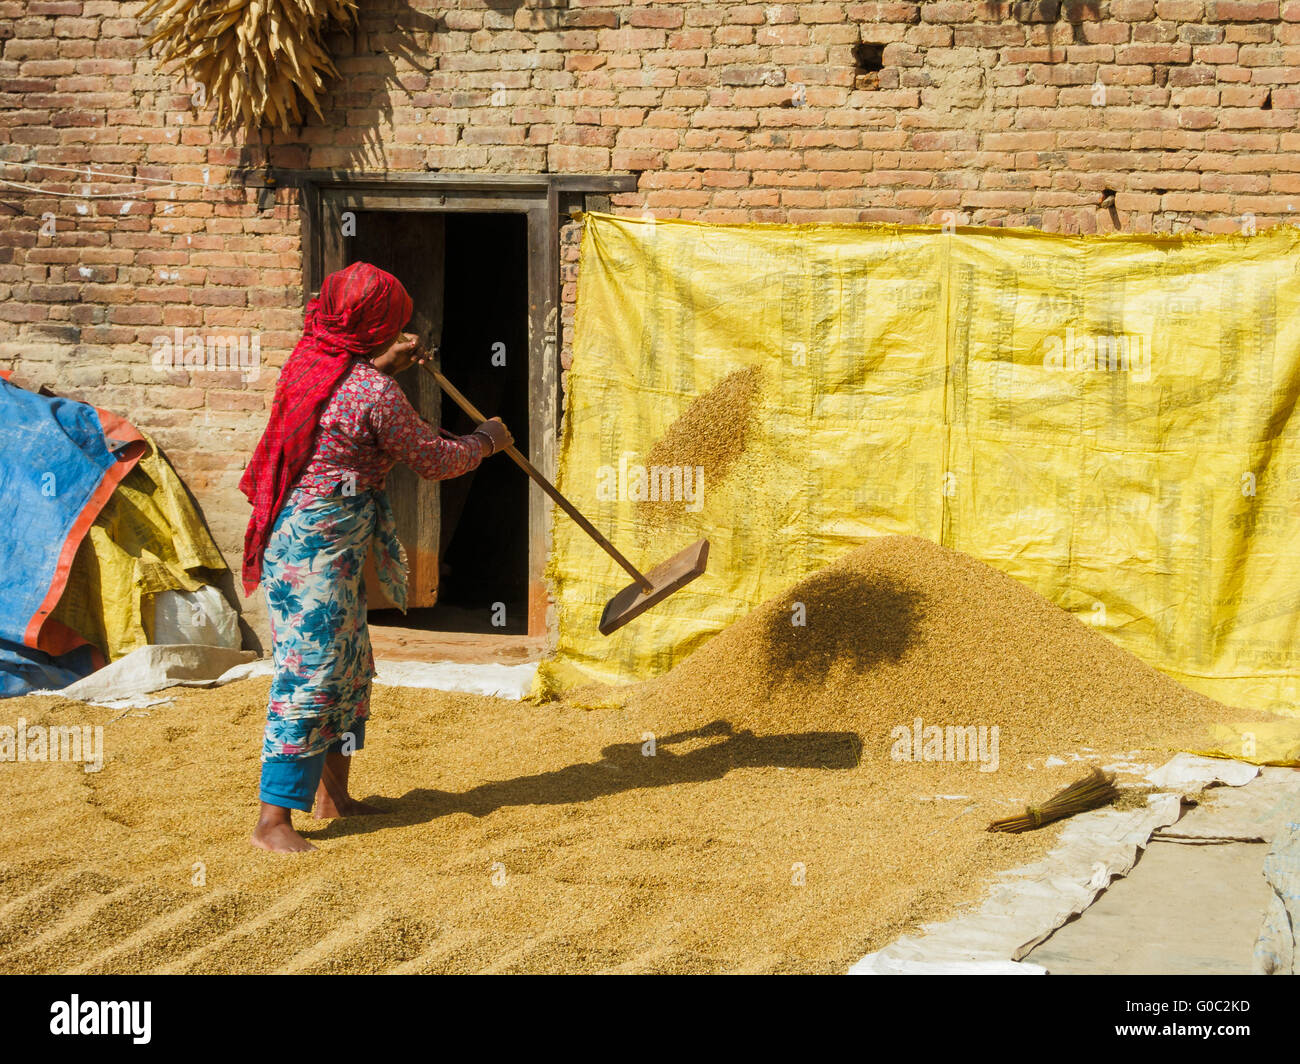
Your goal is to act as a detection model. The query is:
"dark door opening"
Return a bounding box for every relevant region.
[362,211,531,635]
[431,212,530,633]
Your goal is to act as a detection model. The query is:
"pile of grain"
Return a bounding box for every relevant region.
[618,535,1232,763]
[637,366,762,525]
[0,537,1250,974]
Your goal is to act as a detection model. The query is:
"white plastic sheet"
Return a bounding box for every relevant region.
[37,646,539,706]
[1254,797,1300,975]
[40,644,257,706]
[850,756,1263,974]
[150,586,241,649]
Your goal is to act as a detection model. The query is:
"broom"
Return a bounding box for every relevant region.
[987,767,1120,833]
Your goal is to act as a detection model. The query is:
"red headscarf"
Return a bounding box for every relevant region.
[239,262,413,595]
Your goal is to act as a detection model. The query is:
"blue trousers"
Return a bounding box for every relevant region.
[259,723,366,812]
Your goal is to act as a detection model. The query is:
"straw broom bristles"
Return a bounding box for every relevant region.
[986,767,1120,833]
[141,0,358,133]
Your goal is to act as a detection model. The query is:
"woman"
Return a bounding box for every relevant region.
[240,261,511,853]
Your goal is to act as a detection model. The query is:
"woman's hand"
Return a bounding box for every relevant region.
[368,332,424,376]
[472,417,513,456]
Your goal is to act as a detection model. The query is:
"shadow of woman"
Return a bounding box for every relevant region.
[303,720,863,840]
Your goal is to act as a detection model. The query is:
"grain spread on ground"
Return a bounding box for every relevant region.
[0,537,1253,974]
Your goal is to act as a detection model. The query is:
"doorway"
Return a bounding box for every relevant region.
[302,173,637,645]
[340,210,531,635]
[415,212,530,634]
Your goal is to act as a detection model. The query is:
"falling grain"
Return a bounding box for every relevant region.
[637,366,763,525]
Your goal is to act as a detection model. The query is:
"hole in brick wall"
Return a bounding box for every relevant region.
[1262,90,1273,110]
[854,41,885,74]
[1100,188,1117,207]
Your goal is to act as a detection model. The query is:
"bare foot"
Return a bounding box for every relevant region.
[251,820,317,853]
[313,749,382,818]
[313,795,383,819]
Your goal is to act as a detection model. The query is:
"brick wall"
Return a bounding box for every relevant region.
[3,0,1298,642]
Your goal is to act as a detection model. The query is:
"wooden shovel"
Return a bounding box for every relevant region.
[420,362,709,636]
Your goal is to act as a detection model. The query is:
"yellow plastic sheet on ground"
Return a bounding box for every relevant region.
[51,435,228,661]
[539,215,1300,760]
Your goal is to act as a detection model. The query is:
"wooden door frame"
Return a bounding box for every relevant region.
[285,171,637,639]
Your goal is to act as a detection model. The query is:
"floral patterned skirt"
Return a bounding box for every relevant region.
[260,486,407,763]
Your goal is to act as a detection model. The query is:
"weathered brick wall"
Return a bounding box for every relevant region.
[3,0,1298,640]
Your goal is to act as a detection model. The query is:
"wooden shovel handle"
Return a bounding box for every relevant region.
[422,363,654,593]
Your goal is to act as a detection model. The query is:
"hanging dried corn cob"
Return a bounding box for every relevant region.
[140,0,358,133]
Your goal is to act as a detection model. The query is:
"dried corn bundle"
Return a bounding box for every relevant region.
[987,768,1121,833]
[141,0,358,133]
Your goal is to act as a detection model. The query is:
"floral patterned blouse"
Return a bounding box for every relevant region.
[294,360,486,497]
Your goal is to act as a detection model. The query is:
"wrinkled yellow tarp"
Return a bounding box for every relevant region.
[50,434,227,660]
[539,215,1300,760]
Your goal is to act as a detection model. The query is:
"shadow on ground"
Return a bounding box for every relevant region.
[304,721,863,839]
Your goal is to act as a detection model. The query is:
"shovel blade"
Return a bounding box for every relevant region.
[598,538,710,636]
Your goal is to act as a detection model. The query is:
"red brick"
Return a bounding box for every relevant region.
[919,1,974,20]
[627,9,683,28]
[1117,43,1193,63]
[1207,0,1280,16]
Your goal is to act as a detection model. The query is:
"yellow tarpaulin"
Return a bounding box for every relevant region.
[51,434,228,660]
[539,215,1300,762]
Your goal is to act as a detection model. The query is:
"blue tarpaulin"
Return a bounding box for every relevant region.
[0,375,144,696]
